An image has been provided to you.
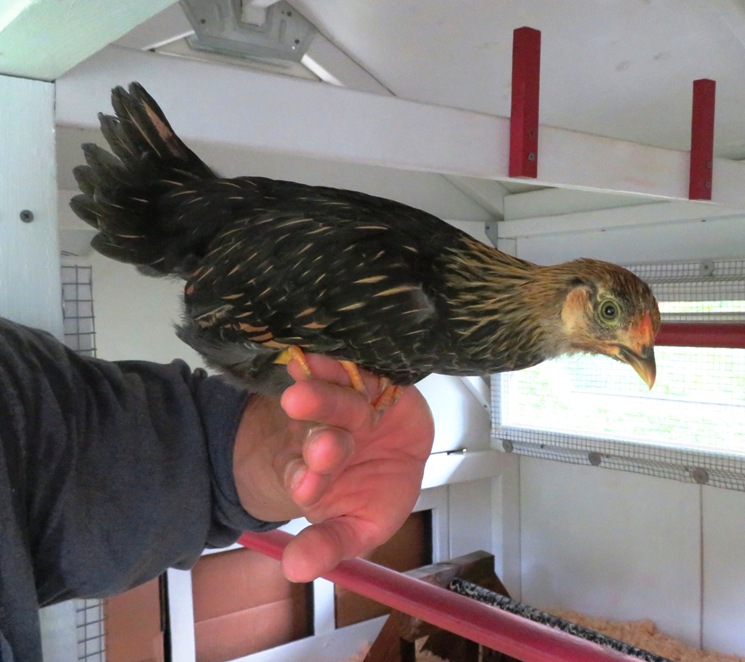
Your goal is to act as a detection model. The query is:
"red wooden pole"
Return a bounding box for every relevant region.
[657,322,745,349]
[689,79,716,200]
[239,530,642,662]
[509,26,541,178]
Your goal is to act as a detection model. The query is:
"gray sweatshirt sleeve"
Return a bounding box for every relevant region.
[0,317,283,661]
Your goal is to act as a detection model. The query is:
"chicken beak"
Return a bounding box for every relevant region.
[619,344,656,389]
[615,311,657,389]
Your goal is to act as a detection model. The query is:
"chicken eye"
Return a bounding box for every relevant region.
[598,299,620,324]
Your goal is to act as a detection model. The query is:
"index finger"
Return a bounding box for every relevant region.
[280,378,373,432]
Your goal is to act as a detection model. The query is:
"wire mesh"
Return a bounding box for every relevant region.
[75,600,106,662]
[61,264,97,357]
[492,258,745,491]
[60,262,106,660]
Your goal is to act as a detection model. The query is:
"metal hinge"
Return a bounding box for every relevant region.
[180,0,317,64]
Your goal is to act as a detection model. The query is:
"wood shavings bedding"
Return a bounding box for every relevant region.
[554,611,745,662]
[347,612,744,662]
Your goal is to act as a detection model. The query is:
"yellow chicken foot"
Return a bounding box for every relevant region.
[277,350,400,415]
[373,376,404,413]
[275,345,312,378]
[339,363,402,416]
[338,360,369,398]
[276,349,369,399]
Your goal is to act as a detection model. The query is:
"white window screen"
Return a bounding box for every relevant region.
[492,258,745,491]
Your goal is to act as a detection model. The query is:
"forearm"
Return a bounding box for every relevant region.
[0,317,294,660]
[0,318,273,603]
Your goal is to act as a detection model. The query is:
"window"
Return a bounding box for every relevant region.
[500,346,745,456]
[492,259,745,490]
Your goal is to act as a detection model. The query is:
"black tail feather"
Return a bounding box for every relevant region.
[107,83,213,179]
[70,82,220,277]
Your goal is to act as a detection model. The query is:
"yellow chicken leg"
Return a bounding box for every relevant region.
[277,349,399,415]
[340,362,402,415]
[373,376,404,413]
[338,360,369,397]
[274,345,312,378]
[275,349,369,398]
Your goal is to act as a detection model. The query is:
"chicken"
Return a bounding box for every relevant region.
[70,82,660,398]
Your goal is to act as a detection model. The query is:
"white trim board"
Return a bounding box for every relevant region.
[56,46,745,209]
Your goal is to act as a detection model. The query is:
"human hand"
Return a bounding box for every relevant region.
[232,355,434,582]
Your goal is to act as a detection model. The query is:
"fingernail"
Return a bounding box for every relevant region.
[305,424,323,442]
[287,463,306,492]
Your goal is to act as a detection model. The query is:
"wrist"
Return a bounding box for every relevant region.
[232,394,305,522]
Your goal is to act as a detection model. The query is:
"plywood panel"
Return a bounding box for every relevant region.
[191,548,307,622]
[702,486,745,656]
[520,457,701,645]
[191,548,312,661]
[39,602,78,662]
[194,600,311,662]
[105,579,163,662]
[334,511,431,628]
[491,455,522,599]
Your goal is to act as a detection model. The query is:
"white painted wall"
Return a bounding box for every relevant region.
[520,459,702,645]
[702,487,745,654]
[85,252,205,367]
[518,461,745,657]
[0,76,61,335]
[0,75,78,662]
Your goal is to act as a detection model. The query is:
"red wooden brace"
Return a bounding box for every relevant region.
[509,27,541,178]
[689,79,716,200]
[657,322,745,349]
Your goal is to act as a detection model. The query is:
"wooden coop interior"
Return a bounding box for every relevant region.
[3,1,745,660]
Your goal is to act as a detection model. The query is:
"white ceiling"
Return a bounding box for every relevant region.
[118,0,745,159]
[49,0,745,255]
